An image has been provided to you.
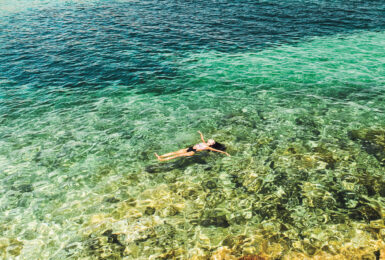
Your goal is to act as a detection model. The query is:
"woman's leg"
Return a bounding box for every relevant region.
[156,149,188,158]
[157,152,194,161]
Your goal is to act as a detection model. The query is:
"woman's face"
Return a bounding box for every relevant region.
[207,139,215,146]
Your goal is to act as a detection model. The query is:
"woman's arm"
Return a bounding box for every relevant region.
[207,147,230,156]
[198,131,206,143]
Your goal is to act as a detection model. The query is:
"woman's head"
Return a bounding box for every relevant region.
[207,139,215,146]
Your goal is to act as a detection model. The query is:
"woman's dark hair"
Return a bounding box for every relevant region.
[210,141,226,151]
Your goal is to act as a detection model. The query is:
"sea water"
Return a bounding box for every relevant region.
[0,0,385,258]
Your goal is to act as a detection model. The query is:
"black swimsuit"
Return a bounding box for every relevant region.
[187,146,196,152]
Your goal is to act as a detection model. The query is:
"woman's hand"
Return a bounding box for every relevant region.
[197,131,205,143]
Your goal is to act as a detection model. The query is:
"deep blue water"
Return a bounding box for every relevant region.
[1,0,385,89]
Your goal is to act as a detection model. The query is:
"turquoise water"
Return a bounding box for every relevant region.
[1,1,385,259]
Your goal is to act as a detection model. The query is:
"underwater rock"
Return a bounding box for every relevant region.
[83,232,125,259]
[138,184,185,217]
[126,198,137,207]
[210,246,237,260]
[348,129,385,147]
[178,186,202,200]
[158,248,185,259]
[202,179,217,190]
[270,143,340,172]
[311,146,337,169]
[200,210,230,228]
[237,165,271,193]
[295,115,321,140]
[348,128,385,165]
[102,229,124,247]
[303,241,317,256]
[349,204,382,222]
[103,197,120,203]
[63,242,82,258]
[354,168,385,198]
[144,207,156,215]
[204,165,213,171]
[6,239,23,257]
[221,236,236,248]
[12,183,33,193]
[159,205,180,217]
[312,129,321,136]
[0,238,23,258]
[154,223,177,248]
[336,190,359,209]
[295,116,318,128]
[205,191,226,208]
[200,215,229,228]
[238,255,266,260]
[302,182,336,209]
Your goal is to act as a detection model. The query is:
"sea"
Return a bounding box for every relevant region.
[0,0,384,258]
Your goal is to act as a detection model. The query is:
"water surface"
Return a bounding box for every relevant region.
[0,0,385,259]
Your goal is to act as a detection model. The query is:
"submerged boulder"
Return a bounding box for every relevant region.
[200,210,230,228]
[348,128,385,165]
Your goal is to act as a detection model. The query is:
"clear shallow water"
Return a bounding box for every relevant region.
[0,0,385,259]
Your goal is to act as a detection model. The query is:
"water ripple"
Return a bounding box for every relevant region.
[1,0,385,88]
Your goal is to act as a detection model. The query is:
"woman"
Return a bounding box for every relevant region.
[155,131,230,161]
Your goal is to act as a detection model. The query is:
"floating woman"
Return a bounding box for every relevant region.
[155,131,230,161]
